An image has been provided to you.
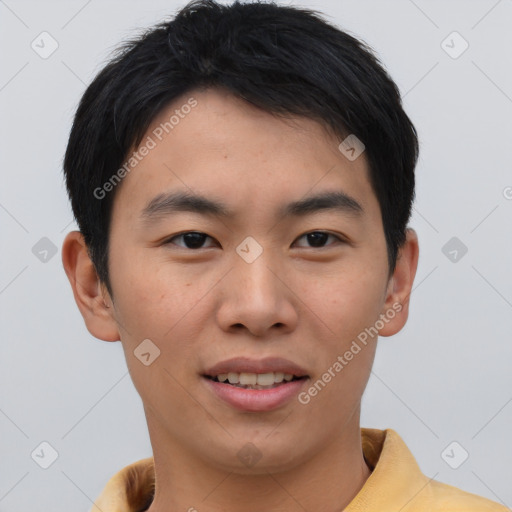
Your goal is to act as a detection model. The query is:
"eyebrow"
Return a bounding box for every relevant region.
[140,190,364,224]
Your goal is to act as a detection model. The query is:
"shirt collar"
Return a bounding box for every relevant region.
[345,428,431,511]
[90,428,430,512]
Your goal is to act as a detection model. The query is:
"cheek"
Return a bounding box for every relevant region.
[298,262,386,343]
[295,269,382,420]
[109,249,224,378]
[110,255,207,399]
[109,249,199,341]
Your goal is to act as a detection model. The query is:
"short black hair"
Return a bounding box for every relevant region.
[63,0,418,299]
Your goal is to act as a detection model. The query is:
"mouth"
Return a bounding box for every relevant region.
[201,357,310,412]
[203,372,308,390]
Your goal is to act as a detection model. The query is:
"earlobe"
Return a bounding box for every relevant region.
[61,231,120,342]
[378,228,419,337]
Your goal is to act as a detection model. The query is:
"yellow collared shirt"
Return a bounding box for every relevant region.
[89,428,508,512]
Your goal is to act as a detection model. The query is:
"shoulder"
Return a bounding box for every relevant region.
[89,457,155,512]
[353,428,508,512]
[424,478,508,511]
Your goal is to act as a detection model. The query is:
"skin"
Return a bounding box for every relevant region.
[62,87,419,512]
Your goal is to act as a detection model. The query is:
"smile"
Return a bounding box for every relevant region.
[205,371,305,389]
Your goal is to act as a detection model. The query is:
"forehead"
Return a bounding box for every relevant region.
[110,87,379,225]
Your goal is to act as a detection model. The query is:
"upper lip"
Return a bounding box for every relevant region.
[203,357,309,377]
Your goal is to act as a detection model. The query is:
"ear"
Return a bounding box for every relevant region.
[61,231,120,342]
[378,228,419,337]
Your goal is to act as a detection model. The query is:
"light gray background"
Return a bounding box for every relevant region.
[1,0,511,510]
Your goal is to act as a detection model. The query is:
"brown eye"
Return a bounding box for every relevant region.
[165,231,217,249]
[294,231,343,248]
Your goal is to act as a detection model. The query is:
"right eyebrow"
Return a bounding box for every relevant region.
[140,191,233,225]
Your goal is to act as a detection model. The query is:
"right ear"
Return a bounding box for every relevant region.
[61,231,120,342]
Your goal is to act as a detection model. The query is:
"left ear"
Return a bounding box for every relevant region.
[378,227,419,337]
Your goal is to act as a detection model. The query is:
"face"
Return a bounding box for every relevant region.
[67,87,416,474]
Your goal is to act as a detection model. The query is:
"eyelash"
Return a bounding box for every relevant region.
[163,230,346,250]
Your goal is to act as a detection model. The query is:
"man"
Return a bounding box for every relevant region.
[61,1,507,510]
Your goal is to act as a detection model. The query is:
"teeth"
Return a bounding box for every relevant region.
[214,372,298,385]
[256,372,275,386]
[239,372,257,385]
[227,372,239,384]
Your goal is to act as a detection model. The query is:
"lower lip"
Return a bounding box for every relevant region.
[202,377,308,412]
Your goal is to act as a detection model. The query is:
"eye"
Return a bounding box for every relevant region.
[293,231,345,248]
[164,231,218,249]
[163,230,345,250]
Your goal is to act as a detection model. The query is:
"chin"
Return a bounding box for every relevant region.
[202,433,313,475]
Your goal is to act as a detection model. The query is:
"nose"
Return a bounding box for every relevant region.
[216,252,299,337]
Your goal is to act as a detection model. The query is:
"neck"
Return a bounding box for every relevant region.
[145,417,371,512]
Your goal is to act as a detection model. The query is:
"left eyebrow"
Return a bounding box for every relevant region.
[139,190,364,225]
[280,190,364,218]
